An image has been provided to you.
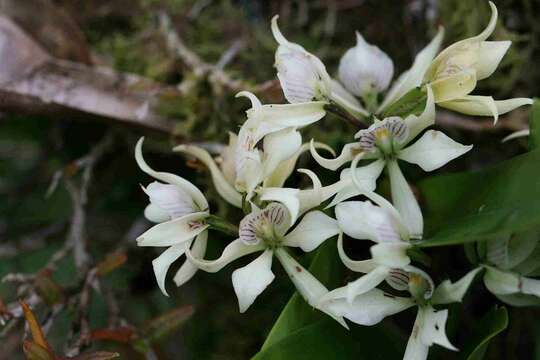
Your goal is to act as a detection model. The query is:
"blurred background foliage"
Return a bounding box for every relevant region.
[0,0,538,359]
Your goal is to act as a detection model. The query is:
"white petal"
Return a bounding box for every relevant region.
[403,85,435,144]
[370,243,411,268]
[232,249,275,313]
[398,130,473,171]
[329,79,370,117]
[259,187,300,226]
[387,160,423,239]
[235,147,264,197]
[336,232,378,273]
[144,204,170,223]
[439,96,532,124]
[143,181,195,220]
[431,267,482,305]
[310,140,359,171]
[345,266,391,303]
[404,306,457,360]
[336,201,401,243]
[503,129,530,143]
[173,231,208,287]
[338,31,394,96]
[275,248,348,328]
[474,41,511,80]
[186,238,265,273]
[173,144,242,208]
[483,266,520,295]
[262,128,302,177]
[429,69,477,103]
[518,277,540,297]
[323,288,414,326]
[282,211,340,252]
[327,159,385,207]
[419,306,457,350]
[152,242,188,296]
[136,138,208,210]
[136,212,208,247]
[378,27,444,113]
[264,141,334,188]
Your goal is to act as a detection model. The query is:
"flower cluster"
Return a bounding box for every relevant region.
[135,3,534,359]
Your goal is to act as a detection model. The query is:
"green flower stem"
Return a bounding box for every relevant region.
[206,215,238,236]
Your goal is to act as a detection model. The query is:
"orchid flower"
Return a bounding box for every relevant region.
[271,16,369,119]
[135,138,210,296]
[311,87,472,238]
[174,91,327,203]
[322,255,481,360]
[422,2,531,123]
[479,231,540,306]
[185,202,344,323]
[338,32,394,111]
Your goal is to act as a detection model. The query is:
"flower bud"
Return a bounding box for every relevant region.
[338,32,394,97]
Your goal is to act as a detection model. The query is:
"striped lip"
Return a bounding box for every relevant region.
[356,117,408,153]
[239,204,288,246]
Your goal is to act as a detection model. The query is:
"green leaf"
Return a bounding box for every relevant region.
[528,98,540,151]
[461,306,508,360]
[259,240,343,351]
[418,148,540,247]
[254,318,404,360]
[381,87,427,118]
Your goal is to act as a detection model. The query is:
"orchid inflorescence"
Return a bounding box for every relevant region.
[134,3,536,359]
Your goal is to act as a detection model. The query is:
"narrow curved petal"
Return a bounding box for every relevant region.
[173,231,208,287]
[336,201,401,243]
[262,128,302,178]
[439,96,532,124]
[323,288,414,326]
[336,232,378,273]
[232,249,275,313]
[152,242,188,296]
[403,85,435,144]
[378,27,444,113]
[483,266,521,295]
[136,138,208,210]
[330,79,369,117]
[257,102,328,134]
[282,211,340,252]
[387,160,423,239]
[173,144,242,208]
[310,140,358,171]
[264,141,334,188]
[432,267,482,305]
[503,129,530,143]
[136,212,208,247]
[274,248,348,328]
[186,238,265,273]
[345,266,391,304]
[398,130,473,172]
[326,159,385,208]
[144,204,170,223]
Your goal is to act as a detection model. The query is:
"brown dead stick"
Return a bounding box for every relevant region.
[0,16,177,133]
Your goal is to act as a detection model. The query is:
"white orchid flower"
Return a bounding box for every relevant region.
[185,202,344,324]
[135,138,210,296]
[338,32,394,100]
[271,16,369,118]
[422,1,531,123]
[322,258,480,360]
[312,87,472,238]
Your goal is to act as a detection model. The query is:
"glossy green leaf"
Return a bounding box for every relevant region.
[528,98,540,151]
[461,306,508,360]
[254,318,404,360]
[418,148,540,247]
[381,87,427,118]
